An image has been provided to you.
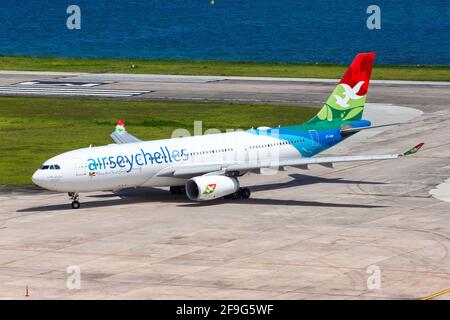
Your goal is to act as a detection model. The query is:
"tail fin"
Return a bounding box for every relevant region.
[307,52,375,124]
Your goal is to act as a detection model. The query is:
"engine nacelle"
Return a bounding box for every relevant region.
[185,175,239,201]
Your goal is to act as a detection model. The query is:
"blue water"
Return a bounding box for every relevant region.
[0,1,449,65]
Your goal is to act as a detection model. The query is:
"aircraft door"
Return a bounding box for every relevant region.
[308,130,320,147]
[74,158,87,176]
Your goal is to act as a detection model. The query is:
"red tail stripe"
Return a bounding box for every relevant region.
[339,52,376,96]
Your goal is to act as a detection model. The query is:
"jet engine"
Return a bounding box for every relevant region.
[185,175,240,201]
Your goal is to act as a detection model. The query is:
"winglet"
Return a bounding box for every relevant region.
[402,143,425,156]
[110,120,142,144]
[115,119,126,133]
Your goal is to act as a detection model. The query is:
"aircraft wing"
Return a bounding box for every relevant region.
[110,120,142,144]
[156,143,424,178]
[110,131,141,144]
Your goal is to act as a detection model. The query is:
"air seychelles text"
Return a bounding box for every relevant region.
[87,146,189,173]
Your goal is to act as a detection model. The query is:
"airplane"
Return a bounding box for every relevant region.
[32,52,424,209]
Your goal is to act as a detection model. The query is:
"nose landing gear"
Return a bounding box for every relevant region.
[68,192,80,209]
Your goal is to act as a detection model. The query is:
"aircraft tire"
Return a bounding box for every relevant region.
[71,201,80,209]
[170,186,186,195]
[225,191,241,200]
[240,187,251,199]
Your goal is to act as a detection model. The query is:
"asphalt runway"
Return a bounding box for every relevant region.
[1,71,450,299]
[0,71,449,110]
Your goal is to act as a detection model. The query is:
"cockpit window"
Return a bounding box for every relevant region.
[40,164,60,170]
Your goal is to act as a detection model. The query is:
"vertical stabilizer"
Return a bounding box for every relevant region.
[307,52,375,123]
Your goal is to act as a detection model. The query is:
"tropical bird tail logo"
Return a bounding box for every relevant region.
[203,183,217,195]
[307,52,375,123]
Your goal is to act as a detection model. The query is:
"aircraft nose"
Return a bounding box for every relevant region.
[32,170,45,188]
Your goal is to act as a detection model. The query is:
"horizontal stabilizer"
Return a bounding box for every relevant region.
[340,122,405,135]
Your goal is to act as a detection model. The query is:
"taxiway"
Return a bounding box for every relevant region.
[0,72,449,299]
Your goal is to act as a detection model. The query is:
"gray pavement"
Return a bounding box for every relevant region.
[0,71,450,299]
[0,71,449,111]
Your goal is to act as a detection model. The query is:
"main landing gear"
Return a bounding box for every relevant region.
[225,187,251,200]
[68,192,80,209]
[170,186,186,195]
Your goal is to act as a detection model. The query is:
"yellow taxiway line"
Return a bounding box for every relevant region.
[421,288,450,300]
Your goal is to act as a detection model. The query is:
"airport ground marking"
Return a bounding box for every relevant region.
[420,288,450,300]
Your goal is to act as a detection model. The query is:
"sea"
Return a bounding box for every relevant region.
[0,0,448,65]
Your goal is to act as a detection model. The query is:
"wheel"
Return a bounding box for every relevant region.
[231,190,242,199]
[170,186,186,195]
[240,187,251,199]
[225,192,239,199]
[225,188,250,200]
[71,201,80,209]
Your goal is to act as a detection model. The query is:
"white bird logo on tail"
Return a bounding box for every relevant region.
[333,81,365,108]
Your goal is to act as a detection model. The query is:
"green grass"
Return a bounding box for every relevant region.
[0,97,317,186]
[0,56,449,81]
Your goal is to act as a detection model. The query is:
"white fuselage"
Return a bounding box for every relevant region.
[32,130,306,192]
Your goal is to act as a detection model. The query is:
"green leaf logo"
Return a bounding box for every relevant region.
[203,183,217,195]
